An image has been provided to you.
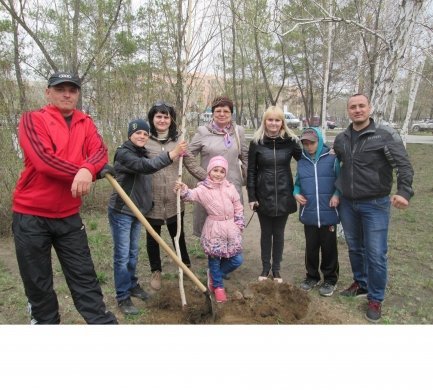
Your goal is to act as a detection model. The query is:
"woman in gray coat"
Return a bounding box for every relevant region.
[186,96,248,237]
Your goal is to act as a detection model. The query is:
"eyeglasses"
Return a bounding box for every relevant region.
[154,101,174,109]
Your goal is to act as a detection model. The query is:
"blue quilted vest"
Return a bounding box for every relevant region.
[297,150,340,227]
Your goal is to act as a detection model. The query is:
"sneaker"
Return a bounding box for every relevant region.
[258,269,270,282]
[365,300,382,323]
[340,281,368,298]
[319,282,337,297]
[273,271,283,284]
[300,278,320,291]
[130,283,150,300]
[214,287,227,303]
[118,297,139,315]
[150,271,162,291]
[207,269,215,292]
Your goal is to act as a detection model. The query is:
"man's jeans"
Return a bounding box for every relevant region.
[208,253,243,289]
[108,208,142,302]
[339,196,390,302]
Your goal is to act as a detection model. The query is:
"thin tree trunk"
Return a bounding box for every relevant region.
[320,0,334,142]
[401,56,425,147]
[175,0,194,308]
[12,17,27,112]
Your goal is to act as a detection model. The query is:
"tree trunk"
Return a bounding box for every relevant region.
[401,56,425,147]
[12,17,27,112]
[320,0,334,142]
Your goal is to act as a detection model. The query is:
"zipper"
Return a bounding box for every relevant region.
[273,140,277,216]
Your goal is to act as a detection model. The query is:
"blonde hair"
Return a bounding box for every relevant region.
[252,106,298,144]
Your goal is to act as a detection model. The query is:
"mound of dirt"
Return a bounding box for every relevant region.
[144,278,346,324]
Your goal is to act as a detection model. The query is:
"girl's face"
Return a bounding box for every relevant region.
[130,130,150,147]
[265,115,283,136]
[209,166,226,182]
[212,106,232,128]
[153,112,171,132]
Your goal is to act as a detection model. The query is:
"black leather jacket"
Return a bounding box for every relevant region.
[247,135,302,216]
[333,119,414,201]
[108,140,173,216]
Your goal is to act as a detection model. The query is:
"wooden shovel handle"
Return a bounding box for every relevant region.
[105,173,207,293]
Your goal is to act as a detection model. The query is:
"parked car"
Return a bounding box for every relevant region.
[199,112,212,124]
[410,119,433,132]
[326,119,337,129]
[303,115,336,129]
[284,112,301,129]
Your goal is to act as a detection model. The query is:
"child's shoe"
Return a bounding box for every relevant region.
[214,287,227,303]
[206,269,215,293]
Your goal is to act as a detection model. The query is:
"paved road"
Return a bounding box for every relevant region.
[325,134,433,144]
[246,133,433,144]
[404,135,433,144]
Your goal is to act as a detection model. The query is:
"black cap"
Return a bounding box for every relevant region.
[48,72,81,88]
[128,119,150,138]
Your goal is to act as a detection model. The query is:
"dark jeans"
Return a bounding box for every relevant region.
[12,212,117,324]
[146,213,191,272]
[257,212,289,273]
[304,224,339,285]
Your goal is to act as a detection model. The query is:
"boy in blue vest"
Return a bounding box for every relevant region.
[293,127,340,296]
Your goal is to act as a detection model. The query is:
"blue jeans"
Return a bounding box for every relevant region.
[339,196,390,302]
[208,253,243,289]
[108,208,142,302]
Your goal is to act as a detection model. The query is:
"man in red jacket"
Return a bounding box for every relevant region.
[12,71,117,324]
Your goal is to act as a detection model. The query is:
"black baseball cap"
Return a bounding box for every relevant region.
[128,119,150,138]
[48,72,81,88]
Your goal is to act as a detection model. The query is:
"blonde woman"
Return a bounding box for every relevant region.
[247,106,302,283]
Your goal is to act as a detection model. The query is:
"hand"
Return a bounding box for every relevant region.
[169,141,188,161]
[249,202,259,211]
[173,180,187,193]
[96,164,115,179]
[294,194,307,205]
[71,168,93,198]
[329,195,339,208]
[391,194,409,209]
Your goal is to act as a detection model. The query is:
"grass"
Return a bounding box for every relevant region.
[0,143,432,324]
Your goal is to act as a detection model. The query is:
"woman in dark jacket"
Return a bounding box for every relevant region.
[247,106,302,283]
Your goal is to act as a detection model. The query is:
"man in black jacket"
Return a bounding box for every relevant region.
[333,93,414,323]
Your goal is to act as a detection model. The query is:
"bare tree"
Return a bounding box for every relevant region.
[370,0,425,123]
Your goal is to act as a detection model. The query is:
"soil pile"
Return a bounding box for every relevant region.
[145,278,345,324]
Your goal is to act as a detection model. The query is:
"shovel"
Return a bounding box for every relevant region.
[104,173,217,321]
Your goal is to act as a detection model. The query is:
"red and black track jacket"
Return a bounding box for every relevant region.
[12,104,108,218]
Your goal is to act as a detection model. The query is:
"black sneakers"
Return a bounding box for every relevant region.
[340,281,368,298]
[130,283,150,301]
[300,278,320,291]
[319,282,337,297]
[272,271,283,283]
[366,300,382,323]
[258,268,270,282]
[118,297,139,315]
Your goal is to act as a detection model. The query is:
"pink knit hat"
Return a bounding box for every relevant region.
[207,155,228,174]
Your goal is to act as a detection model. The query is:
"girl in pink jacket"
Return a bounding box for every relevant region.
[174,156,244,303]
